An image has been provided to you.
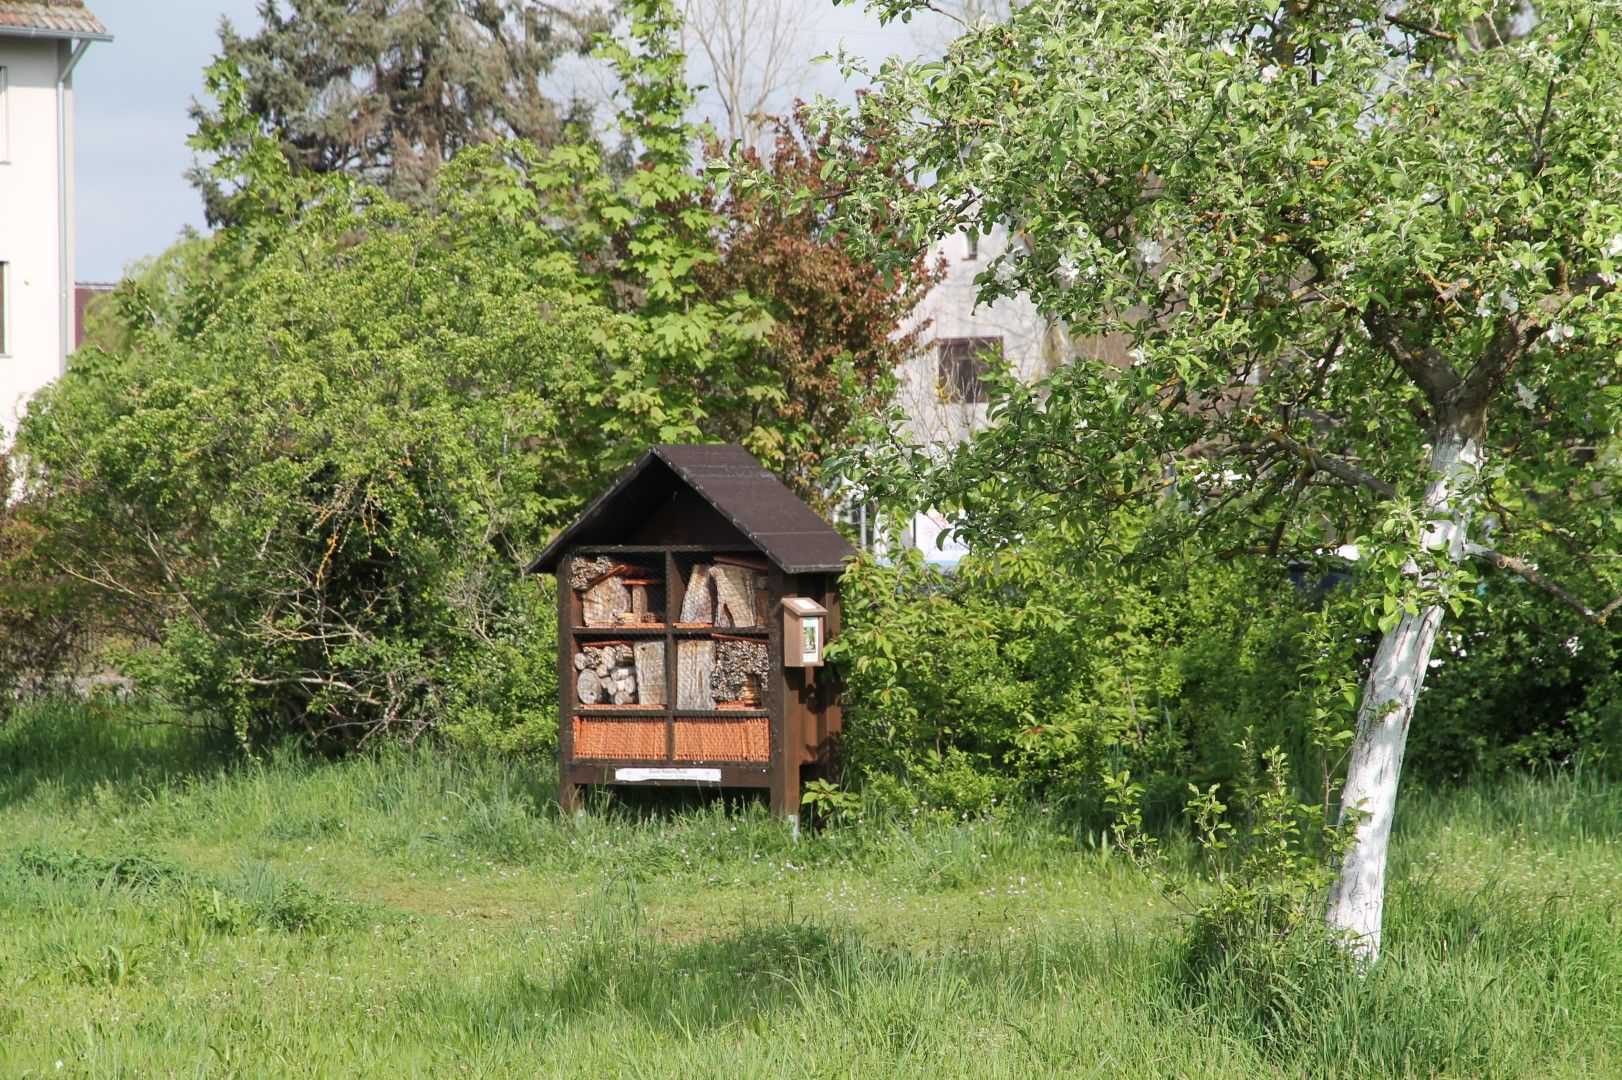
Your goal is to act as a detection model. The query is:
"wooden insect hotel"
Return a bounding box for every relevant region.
[527,444,855,820]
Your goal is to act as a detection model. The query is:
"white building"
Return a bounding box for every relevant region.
[889,224,1139,561]
[896,225,1054,450]
[888,226,1053,561]
[0,0,109,434]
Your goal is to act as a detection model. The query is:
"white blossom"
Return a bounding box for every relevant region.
[1498,289,1520,314]
[1608,234,1622,257]
[1260,64,1280,83]
[1514,381,1538,410]
[1135,237,1166,264]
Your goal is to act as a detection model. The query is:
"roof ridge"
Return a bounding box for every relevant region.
[528,444,855,575]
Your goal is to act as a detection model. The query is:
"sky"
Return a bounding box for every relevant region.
[71,1,932,283]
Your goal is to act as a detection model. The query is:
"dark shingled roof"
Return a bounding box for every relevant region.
[0,1,110,39]
[527,444,857,575]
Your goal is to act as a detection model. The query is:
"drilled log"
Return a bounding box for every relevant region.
[581,575,631,627]
[679,564,714,624]
[611,678,635,705]
[711,565,760,629]
[635,641,666,706]
[576,669,603,705]
[676,640,716,710]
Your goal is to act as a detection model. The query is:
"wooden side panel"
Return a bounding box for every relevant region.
[817,572,844,782]
[767,567,795,818]
[557,556,580,812]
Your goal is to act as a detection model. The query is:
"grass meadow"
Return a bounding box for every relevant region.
[0,700,1619,1078]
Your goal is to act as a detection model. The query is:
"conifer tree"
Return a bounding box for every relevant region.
[189,0,602,222]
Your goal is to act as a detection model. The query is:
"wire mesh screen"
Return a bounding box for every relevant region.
[570,554,666,628]
[674,717,770,762]
[566,548,777,769]
[573,716,667,760]
[670,552,769,630]
[571,641,665,708]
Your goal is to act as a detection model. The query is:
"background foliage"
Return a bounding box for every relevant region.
[834,530,1370,818]
[834,530,1622,816]
[189,0,604,222]
[4,1,929,753]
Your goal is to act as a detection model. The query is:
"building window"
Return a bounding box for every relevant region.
[965,230,979,260]
[936,336,1003,404]
[0,66,8,162]
[0,262,8,355]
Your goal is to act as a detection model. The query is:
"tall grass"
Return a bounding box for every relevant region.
[0,701,1616,1077]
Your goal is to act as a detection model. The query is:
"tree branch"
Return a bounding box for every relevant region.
[1464,543,1622,626]
[1264,431,1397,500]
[1454,315,1543,414]
[1361,301,1461,405]
[1384,14,1455,42]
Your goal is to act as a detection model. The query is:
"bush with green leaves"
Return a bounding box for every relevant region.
[832,532,1369,817]
[1409,573,1622,779]
[14,165,653,749]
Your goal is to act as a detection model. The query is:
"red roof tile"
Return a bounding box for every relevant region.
[0,1,110,40]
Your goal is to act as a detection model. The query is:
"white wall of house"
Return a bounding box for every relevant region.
[0,36,74,435]
[896,225,1052,449]
[885,226,1052,561]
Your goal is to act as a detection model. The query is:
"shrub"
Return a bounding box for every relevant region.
[1409,574,1622,779]
[832,534,1363,815]
[14,177,649,750]
[0,451,92,707]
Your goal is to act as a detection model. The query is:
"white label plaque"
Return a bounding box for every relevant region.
[614,767,723,783]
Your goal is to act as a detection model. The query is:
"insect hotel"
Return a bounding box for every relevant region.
[527,444,854,821]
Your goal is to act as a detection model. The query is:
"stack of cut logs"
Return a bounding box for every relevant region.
[673,555,770,710]
[574,641,667,706]
[576,559,662,628]
[571,554,771,710]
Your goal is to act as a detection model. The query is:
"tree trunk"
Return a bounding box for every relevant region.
[1326,426,1480,963]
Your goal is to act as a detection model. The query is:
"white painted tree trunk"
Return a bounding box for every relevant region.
[1325,429,1480,964]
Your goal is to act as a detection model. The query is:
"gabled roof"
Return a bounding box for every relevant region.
[0,1,110,41]
[527,444,857,575]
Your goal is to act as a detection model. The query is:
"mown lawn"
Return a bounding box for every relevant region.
[0,701,1618,1078]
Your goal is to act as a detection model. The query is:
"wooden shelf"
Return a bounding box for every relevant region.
[671,625,767,636]
[571,625,669,636]
[573,706,766,717]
